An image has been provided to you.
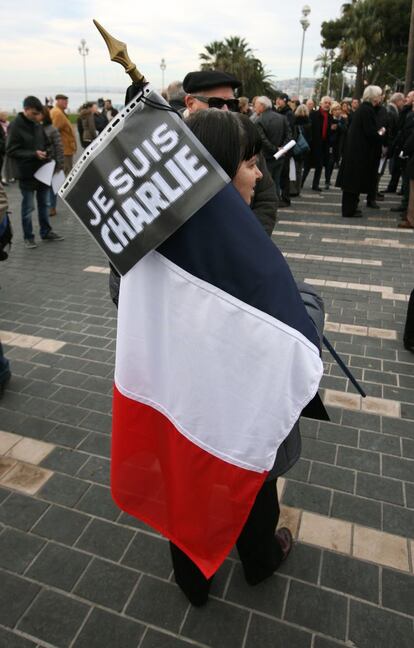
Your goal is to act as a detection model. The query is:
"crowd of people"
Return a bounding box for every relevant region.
[162,80,414,226]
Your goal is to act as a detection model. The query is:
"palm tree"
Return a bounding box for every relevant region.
[340,0,383,97]
[198,36,276,97]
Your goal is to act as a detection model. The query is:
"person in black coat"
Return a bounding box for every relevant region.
[255,96,290,204]
[302,96,333,191]
[325,102,347,190]
[336,86,386,218]
[6,95,64,246]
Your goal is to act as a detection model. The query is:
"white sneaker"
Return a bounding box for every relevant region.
[24,239,37,249]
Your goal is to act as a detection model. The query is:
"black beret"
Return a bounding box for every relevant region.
[183,70,241,93]
[278,93,290,102]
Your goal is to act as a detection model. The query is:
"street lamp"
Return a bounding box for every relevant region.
[78,39,89,102]
[160,58,167,93]
[297,5,311,99]
[327,50,335,96]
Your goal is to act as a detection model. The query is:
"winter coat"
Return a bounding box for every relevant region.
[308,108,333,168]
[256,109,290,159]
[77,107,97,148]
[404,130,414,180]
[50,106,77,156]
[251,153,278,236]
[6,113,51,191]
[336,101,383,194]
[43,124,64,171]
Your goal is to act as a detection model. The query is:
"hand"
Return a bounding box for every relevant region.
[331,124,338,130]
[35,150,47,160]
[378,127,386,136]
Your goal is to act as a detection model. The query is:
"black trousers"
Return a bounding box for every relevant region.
[170,479,283,603]
[302,145,330,189]
[342,191,360,217]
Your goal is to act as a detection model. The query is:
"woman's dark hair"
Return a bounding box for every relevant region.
[185,110,261,179]
[42,106,52,126]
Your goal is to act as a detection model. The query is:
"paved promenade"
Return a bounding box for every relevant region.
[0,176,413,647]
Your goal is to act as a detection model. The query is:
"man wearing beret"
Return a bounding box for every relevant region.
[183,70,278,237]
[50,94,77,176]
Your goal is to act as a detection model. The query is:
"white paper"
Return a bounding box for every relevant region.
[289,158,297,181]
[274,139,296,160]
[34,160,56,186]
[51,170,66,194]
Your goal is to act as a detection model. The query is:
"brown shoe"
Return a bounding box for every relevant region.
[398,220,414,229]
[49,208,57,217]
[275,527,293,561]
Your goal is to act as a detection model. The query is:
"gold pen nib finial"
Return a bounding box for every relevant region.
[93,19,147,84]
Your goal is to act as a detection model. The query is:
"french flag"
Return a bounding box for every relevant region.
[112,183,323,578]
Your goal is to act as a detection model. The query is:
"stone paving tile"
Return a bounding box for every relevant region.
[32,505,90,545]
[75,556,139,611]
[284,580,348,640]
[348,599,413,648]
[181,598,249,648]
[38,471,89,506]
[353,525,410,571]
[17,589,90,648]
[76,517,135,561]
[299,512,352,553]
[0,570,40,628]
[26,542,92,591]
[73,608,145,648]
[126,574,188,632]
[0,462,53,495]
[0,492,49,531]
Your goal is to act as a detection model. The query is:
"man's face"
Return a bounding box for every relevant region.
[185,86,237,114]
[254,101,266,115]
[276,97,286,109]
[306,99,315,111]
[320,98,332,112]
[56,98,68,110]
[24,107,42,123]
[395,97,405,110]
[104,100,111,110]
[405,91,414,107]
[351,99,359,111]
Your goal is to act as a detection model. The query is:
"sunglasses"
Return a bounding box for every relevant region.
[192,95,240,112]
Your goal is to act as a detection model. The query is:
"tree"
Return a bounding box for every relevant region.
[199,36,277,98]
[321,0,412,96]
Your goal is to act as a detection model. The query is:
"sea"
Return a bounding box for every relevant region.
[0,87,130,114]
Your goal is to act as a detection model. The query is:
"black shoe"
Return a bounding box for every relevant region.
[278,200,291,208]
[384,188,396,193]
[343,210,363,217]
[391,205,407,212]
[376,193,385,201]
[366,202,380,209]
[312,187,323,192]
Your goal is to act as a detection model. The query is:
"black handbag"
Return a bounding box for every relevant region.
[293,127,310,157]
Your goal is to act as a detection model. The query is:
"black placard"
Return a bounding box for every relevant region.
[60,88,229,275]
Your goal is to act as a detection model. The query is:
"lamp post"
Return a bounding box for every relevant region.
[297,5,311,99]
[78,39,89,102]
[327,50,335,96]
[160,58,166,93]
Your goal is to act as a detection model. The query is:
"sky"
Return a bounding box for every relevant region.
[1,0,345,91]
